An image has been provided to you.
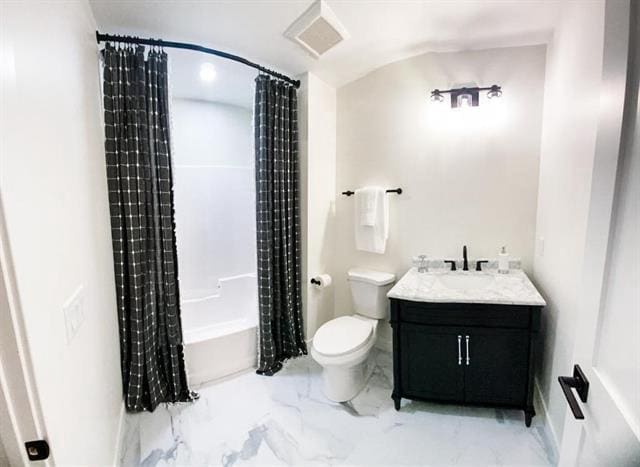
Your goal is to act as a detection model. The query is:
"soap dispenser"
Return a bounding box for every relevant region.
[417,255,429,273]
[498,246,510,274]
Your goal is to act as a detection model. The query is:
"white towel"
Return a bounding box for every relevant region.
[356,186,378,226]
[355,187,389,254]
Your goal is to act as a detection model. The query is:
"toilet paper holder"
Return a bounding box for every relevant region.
[311,274,332,288]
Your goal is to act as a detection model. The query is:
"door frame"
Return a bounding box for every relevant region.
[558,0,638,464]
[0,192,51,465]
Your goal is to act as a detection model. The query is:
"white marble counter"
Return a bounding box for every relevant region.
[387,267,546,306]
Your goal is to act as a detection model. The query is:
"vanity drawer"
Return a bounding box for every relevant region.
[396,301,533,329]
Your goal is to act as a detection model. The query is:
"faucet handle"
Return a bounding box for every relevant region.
[476,260,489,271]
[444,260,457,271]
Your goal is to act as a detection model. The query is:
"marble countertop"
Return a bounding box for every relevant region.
[387,267,546,306]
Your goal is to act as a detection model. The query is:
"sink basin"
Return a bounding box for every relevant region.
[438,273,495,291]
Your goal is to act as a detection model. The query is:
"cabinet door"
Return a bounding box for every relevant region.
[463,328,530,406]
[400,324,464,402]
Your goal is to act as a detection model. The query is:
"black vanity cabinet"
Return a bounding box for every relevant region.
[390,299,541,426]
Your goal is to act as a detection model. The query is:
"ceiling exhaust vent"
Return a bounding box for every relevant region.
[284,0,349,59]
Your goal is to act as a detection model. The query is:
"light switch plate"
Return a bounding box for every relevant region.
[538,236,545,257]
[63,285,85,343]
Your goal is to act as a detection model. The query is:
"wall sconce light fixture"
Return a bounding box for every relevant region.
[430,84,502,108]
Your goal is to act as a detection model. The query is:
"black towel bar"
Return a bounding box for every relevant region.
[341,188,402,196]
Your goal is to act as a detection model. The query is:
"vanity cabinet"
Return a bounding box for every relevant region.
[390,299,541,426]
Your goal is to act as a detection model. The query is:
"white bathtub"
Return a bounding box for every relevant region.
[182,273,258,386]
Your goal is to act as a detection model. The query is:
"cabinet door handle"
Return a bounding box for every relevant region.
[465,335,470,365]
[457,335,462,365]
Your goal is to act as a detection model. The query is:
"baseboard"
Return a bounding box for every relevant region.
[111,402,126,466]
[534,377,559,462]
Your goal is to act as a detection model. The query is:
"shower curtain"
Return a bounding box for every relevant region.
[102,44,193,412]
[254,75,307,376]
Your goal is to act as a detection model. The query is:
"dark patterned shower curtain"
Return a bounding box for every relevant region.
[254,75,307,376]
[102,44,193,412]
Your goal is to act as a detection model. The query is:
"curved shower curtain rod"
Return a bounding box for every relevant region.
[95,31,301,88]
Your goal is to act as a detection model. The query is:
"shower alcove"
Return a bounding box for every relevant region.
[170,51,258,385]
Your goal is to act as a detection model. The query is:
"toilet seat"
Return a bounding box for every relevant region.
[312,316,374,357]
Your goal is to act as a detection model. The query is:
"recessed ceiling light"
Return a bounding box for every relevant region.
[200,63,216,82]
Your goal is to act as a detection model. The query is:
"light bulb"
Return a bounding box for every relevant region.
[457,93,472,108]
[199,62,216,82]
[487,85,502,99]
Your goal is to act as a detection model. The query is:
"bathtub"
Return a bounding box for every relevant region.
[182,273,258,386]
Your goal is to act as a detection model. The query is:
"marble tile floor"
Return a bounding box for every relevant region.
[120,351,557,467]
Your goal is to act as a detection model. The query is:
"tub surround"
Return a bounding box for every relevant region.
[388,267,546,307]
[171,99,257,386]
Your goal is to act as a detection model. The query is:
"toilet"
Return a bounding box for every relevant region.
[311,268,395,402]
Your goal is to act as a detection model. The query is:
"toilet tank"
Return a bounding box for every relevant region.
[348,268,396,319]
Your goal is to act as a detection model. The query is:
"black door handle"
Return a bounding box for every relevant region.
[558,364,589,420]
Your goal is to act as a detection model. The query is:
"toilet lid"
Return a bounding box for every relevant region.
[313,316,373,357]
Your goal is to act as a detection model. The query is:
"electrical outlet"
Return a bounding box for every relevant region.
[63,286,85,343]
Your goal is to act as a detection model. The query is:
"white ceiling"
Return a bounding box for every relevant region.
[166,48,256,108]
[90,0,561,107]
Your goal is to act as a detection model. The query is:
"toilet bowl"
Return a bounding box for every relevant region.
[311,268,395,402]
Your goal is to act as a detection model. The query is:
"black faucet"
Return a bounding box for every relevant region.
[462,245,469,271]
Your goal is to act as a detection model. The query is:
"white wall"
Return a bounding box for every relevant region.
[299,73,337,341]
[0,1,123,465]
[532,0,605,447]
[334,46,546,347]
[0,436,8,467]
[171,99,254,301]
